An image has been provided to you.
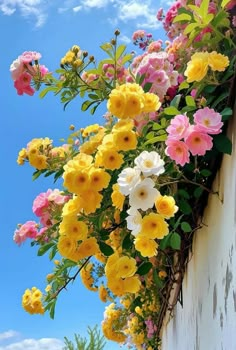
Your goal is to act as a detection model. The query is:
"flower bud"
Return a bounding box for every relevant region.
[114,29,120,36]
[111,38,116,46]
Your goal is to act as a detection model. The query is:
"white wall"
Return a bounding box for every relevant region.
[161,116,236,350]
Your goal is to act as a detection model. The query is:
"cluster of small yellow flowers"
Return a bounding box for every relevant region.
[99,284,111,303]
[102,303,127,343]
[79,127,105,155]
[22,287,44,315]
[17,137,52,169]
[57,212,100,262]
[80,262,98,291]
[60,45,83,68]
[124,315,145,350]
[17,137,70,170]
[105,252,140,297]
[184,51,229,83]
[62,152,111,215]
[107,83,161,119]
[94,118,138,170]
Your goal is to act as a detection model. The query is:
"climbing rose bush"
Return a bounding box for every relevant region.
[11,0,236,349]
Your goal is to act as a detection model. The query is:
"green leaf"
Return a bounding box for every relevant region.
[184,22,199,35]
[115,44,126,60]
[194,186,204,198]
[181,222,192,233]
[170,233,181,250]
[173,13,192,23]
[143,82,152,93]
[170,94,182,108]
[221,107,232,121]
[81,100,96,112]
[122,234,133,250]
[39,86,57,98]
[137,262,153,276]
[185,95,196,107]
[88,93,99,100]
[178,189,190,199]
[179,199,192,215]
[153,269,164,288]
[49,245,58,260]
[152,123,162,131]
[214,134,232,155]
[99,242,114,256]
[136,73,145,85]
[37,242,55,256]
[121,53,133,65]
[221,0,231,8]
[211,92,229,109]
[144,134,167,145]
[49,300,56,319]
[178,81,189,91]
[32,169,46,181]
[164,106,180,116]
[200,169,212,177]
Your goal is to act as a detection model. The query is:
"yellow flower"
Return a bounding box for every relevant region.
[82,123,101,137]
[79,189,102,214]
[208,51,229,72]
[99,285,110,302]
[64,169,90,195]
[140,213,169,239]
[112,118,134,132]
[59,217,88,240]
[80,263,97,291]
[184,52,209,83]
[89,167,111,191]
[142,92,161,113]
[124,92,144,118]
[107,90,126,119]
[111,184,125,210]
[62,197,82,217]
[123,276,141,293]
[113,130,137,151]
[107,277,125,296]
[95,148,124,170]
[76,237,100,259]
[159,270,167,279]
[155,195,178,219]
[134,235,158,258]
[57,236,78,259]
[116,256,137,278]
[28,154,48,170]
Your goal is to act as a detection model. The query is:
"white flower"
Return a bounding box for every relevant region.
[134,151,165,177]
[10,57,24,81]
[117,167,141,195]
[129,178,160,211]
[126,208,142,236]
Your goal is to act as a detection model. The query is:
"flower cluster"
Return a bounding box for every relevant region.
[10,51,48,96]
[22,287,44,315]
[165,107,223,166]
[12,0,236,349]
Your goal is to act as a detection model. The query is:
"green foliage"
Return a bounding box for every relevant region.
[63,325,106,350]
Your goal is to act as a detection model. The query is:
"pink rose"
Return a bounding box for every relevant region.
[166,114,190,140]
[165,139,190,166]
[185,127,213,156]
[193,107,223,135]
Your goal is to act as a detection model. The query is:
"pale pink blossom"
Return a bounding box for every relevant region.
[20,51,42,63]
[13,221,39,245]
[14,72,35,96]
[10,57,24,80]
[193,107,223,135]
[165,139,190,166]
[166,114,190,140]
[185,128,213,156]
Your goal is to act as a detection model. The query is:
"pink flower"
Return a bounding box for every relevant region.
[165,139,190,166]
[14,72,35,96]
[20,51,42,63]
[10,57,24,81]
[13,221,39,245]
[166,114,190,140]
[185,127,213,156]
[33,191,50,217]
[193,107,223,135]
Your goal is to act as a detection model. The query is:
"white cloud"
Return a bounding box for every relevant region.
[81,0,110,8]
[0,0,47,27]
[0,338,64,350]
[119,34,131,44]
[73,5,82,12]
[0,331,19,342]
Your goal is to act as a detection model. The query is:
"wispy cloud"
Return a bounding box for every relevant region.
[0,331,19,342]
[0,0,47,27]
[0,338,64,350]
[0,0,162,29]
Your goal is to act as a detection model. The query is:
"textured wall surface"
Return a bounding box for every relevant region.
[161,117,236,350]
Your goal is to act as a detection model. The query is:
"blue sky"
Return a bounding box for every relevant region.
[0,0,169,349]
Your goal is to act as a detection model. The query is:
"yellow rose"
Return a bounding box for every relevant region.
[155,195,178,218]
[208,51,229,72]
[184,52,209,83]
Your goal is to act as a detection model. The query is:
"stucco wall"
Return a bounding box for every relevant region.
[160,116,236,350]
